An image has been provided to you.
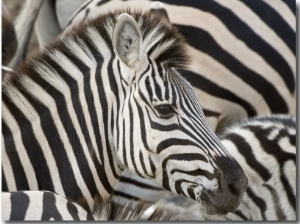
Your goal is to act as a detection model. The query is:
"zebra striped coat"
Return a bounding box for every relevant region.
[2,9,248,215]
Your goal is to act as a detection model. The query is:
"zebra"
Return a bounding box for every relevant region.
[3,1,295,218]
[117,114,297,220]
[2,8,248,217]
[1,190,181,221]
[42,0,296,212]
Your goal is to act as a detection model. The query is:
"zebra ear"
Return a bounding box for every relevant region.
[150,2,170,23]
[113,13,143,71]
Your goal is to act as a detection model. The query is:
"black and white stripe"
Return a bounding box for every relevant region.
[2,9,247,216]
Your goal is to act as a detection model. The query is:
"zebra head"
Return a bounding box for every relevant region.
[110,12,248,214]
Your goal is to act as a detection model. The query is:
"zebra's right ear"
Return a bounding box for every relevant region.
[150,2,170,23]
[112,13,143,72]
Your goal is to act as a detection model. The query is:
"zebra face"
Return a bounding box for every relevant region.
[112,12,247,214]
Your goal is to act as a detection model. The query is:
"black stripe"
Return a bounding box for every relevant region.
[246,187,267,220]
[112,190,143,201]
[128,94,141,176]
[168,153,208,163]
[10,192,29,220]
[156,138,200,154]
[153,62,163,101]
[139,151,151,177]
[122,120,128,167]
[2,168,8,191]
[2,120,30,190]
[147,109,180,132]
[135,102,151,153]
[67,199,80,220]
[171,168,214,180]
[233,209,248,220]
[223,133,271,181]
[174,179,197,198]
[160,0,295,93]
[241,0,295,55]
[42,192,63,220]
[280,174,296,211]
[145,76,153,101]
[282,0,296,15]
[202,109,220,118]
[181,69,257,117]
[263,184,286,220]
[96,0,110,6]
[65,0,93,27]
[119,176,163,191]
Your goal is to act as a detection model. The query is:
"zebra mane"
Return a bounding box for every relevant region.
[80,9,189,68]
[220,114,296,139]
[93,199,182,221]
[11,9,189,81]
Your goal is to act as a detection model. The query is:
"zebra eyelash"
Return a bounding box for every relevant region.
[154,103,176,118]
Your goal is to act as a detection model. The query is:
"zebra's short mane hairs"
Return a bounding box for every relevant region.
[220,114,296,138]
[10,9,189,83]
[93,199,182,221]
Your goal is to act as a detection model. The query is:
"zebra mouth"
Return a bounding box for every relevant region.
[198,190,236,215]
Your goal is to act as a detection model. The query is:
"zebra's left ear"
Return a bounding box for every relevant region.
[113,13,143,72]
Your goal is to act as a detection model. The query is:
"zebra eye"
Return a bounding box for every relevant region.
[155,104,175,117]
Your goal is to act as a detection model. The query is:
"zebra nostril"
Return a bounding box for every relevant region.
[226,183,239,198]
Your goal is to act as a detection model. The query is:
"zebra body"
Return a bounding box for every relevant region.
[1,190,181,221]
[2,9,247,215]
[115,114,297,220]
[219,114,296,220]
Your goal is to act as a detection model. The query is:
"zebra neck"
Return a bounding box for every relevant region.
[2,28,124,210]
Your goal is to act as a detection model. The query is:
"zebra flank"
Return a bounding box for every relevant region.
[2,8,248,216]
